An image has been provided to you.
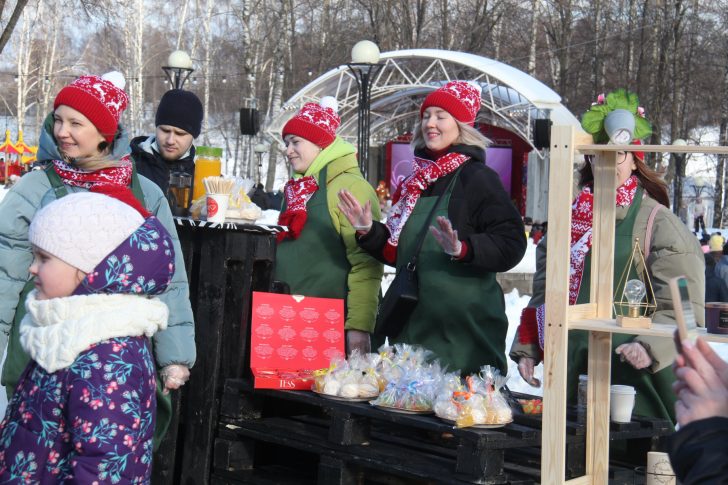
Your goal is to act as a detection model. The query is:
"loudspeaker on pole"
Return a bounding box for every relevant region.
[533,119,551,150]
[240,108,260,136]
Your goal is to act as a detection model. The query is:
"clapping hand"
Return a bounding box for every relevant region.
[337,190,373,233]
[429,216,463,256]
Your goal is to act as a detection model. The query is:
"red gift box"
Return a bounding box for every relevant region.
[250,292,345,390]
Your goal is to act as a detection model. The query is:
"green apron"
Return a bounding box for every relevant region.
[275,165,349,300]
[567,188,676,423]
[2,164,172,450]
[392,171,509,375]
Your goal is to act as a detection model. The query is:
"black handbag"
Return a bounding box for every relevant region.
[374,179,455,338]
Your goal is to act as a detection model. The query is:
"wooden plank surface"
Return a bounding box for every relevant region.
[568,304,597,321]
[577,144,728,154]
[570,319,728,343]
[541,125,575,484]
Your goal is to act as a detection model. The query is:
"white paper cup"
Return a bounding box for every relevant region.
[610,384,636,423]
[645,451,676,485]
[206,193,229,223]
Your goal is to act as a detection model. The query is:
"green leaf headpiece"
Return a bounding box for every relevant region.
[580,89,652,144]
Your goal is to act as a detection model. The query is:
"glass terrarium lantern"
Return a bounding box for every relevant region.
[613,238,656,328]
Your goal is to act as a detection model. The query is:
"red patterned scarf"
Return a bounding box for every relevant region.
[277,175,319,242]
[52,156,133,189]
[386,152,470,246]
[521,174,640,352]
[567,174,639,305]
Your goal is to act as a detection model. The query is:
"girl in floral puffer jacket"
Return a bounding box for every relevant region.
[0,190,174,484]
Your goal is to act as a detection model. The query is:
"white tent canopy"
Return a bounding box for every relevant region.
[266,48,580,150]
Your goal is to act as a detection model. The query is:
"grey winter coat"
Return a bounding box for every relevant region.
[0,123,196,370]
[510,193,704,373]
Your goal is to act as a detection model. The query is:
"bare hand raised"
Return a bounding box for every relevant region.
[429,216,463,256]
[337,189,373,233]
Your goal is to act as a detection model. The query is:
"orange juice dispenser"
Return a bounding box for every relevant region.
[192,146,222,202]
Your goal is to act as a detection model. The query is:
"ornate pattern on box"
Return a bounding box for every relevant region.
[250,292,345,390]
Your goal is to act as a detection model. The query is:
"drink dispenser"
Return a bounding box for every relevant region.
[192,146,222,202]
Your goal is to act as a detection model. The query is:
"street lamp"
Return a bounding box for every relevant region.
[672,138,688,216]
[162,50,194,90]
[254,143,268,186]
[347,40,383,180]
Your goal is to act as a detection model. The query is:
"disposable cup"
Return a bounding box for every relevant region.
[610,384,636,423]
[645,451,676,485]
[206,193,229,223]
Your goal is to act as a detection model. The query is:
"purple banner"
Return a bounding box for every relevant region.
[389,144,512,195]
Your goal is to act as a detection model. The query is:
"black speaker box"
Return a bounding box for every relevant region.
[240,108,260,135]
[533,119,551,149]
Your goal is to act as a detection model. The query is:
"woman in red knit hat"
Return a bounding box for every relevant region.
[0,72,196,448]
[275,97,383,355]
[338,81,526,375]
[510,90,704,427]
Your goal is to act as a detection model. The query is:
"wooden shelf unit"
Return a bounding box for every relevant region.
[540,125,728,485]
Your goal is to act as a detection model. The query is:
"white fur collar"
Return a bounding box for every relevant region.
[20,290,168,373]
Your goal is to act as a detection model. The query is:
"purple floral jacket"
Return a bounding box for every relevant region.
[0,336,157,484]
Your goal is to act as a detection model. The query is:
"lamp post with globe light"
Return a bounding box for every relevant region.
[162,50,194,90]
[347,41,383,180]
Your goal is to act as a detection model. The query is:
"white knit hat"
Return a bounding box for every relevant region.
[29,192,144,273]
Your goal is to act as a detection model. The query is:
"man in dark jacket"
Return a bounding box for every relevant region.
[130,89,203,211]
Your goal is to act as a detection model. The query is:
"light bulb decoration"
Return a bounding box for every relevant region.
[613,238,656,329]
[624,279,646,318]
[581,89,652,145]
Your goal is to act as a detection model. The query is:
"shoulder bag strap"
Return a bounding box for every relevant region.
[45,163,69,199]
[643,203,663,260]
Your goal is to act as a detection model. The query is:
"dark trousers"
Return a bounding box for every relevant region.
[694,215,706,234]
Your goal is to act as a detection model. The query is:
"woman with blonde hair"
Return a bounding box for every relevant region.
[0,72,195,447]
[338,81,526,375]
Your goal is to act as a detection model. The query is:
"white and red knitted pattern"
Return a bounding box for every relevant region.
[277,175,319,241]
[386,152,470,246]
[54,72,129,142]
[282,99,341,148]
[69,75,128,123]
[567,175,639,305]
[420,81,482,125]
[51,155,133,189]
[533,175,639,350]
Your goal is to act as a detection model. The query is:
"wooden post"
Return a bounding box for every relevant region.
[541,125,575,484]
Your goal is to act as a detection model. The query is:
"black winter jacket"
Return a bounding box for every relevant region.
[130,135,196,195]
[359,144,526,271]
[668,417,728,484]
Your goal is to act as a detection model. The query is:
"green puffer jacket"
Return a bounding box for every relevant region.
[510,193,704,373]
[280,137,383,332]
[0,121,196,372]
